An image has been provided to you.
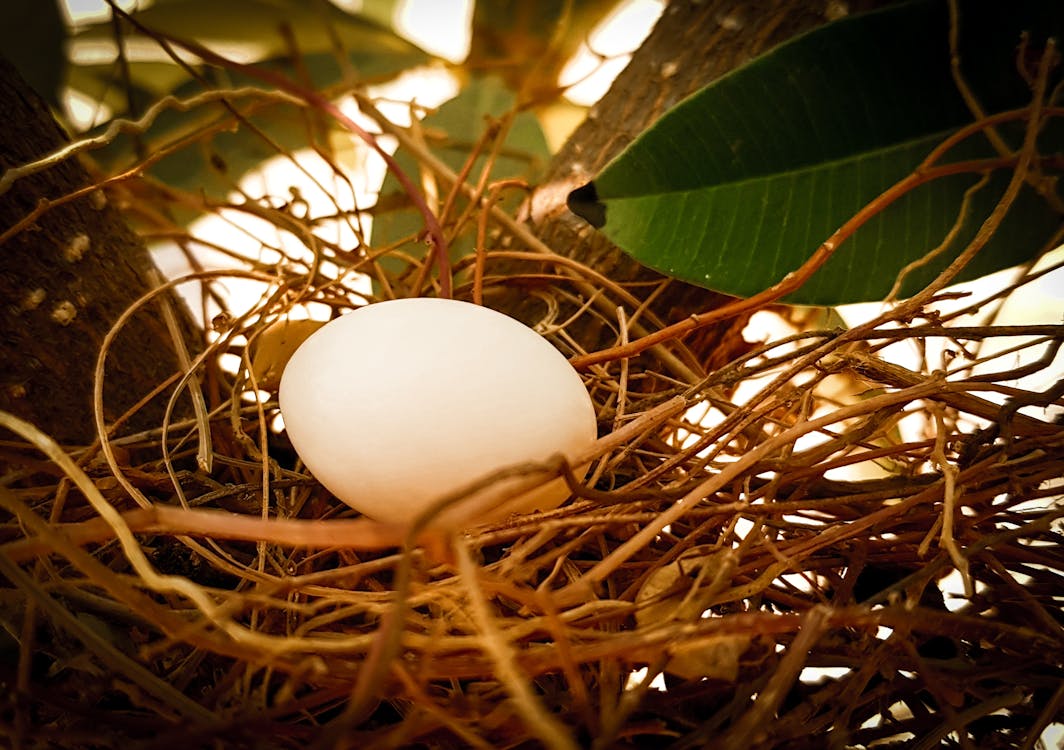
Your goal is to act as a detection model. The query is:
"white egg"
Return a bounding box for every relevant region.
[278,298,598,528]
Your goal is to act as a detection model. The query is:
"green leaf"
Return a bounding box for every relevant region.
[70,0,428,217]
[71,0,426,74]
[568,0,1064,305]
[346,0,403,31]
[65,61,194,119]
[67,0,428,123]
[370,75,551,272]
[85,71,324,216]
[139,80,311,201]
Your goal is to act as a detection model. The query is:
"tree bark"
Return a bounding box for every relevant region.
[509,0,888,371]
[0,57,198,445]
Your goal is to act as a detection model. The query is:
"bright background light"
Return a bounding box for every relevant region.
[395,0,474,63]
[559,0,664,105]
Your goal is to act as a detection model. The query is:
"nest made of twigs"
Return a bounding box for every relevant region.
[3,235,1063,749]
[2,50,1064,750]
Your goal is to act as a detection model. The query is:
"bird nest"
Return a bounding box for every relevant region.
[2,79,1063,750]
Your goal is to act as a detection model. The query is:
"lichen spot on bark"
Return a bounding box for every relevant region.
[64,233,90,263]
[20,288,46,312]
[51,300,77,325]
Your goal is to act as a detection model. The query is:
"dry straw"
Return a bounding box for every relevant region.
[1,20,1063,750]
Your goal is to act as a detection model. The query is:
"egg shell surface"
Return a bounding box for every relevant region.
[278,298,598,527]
